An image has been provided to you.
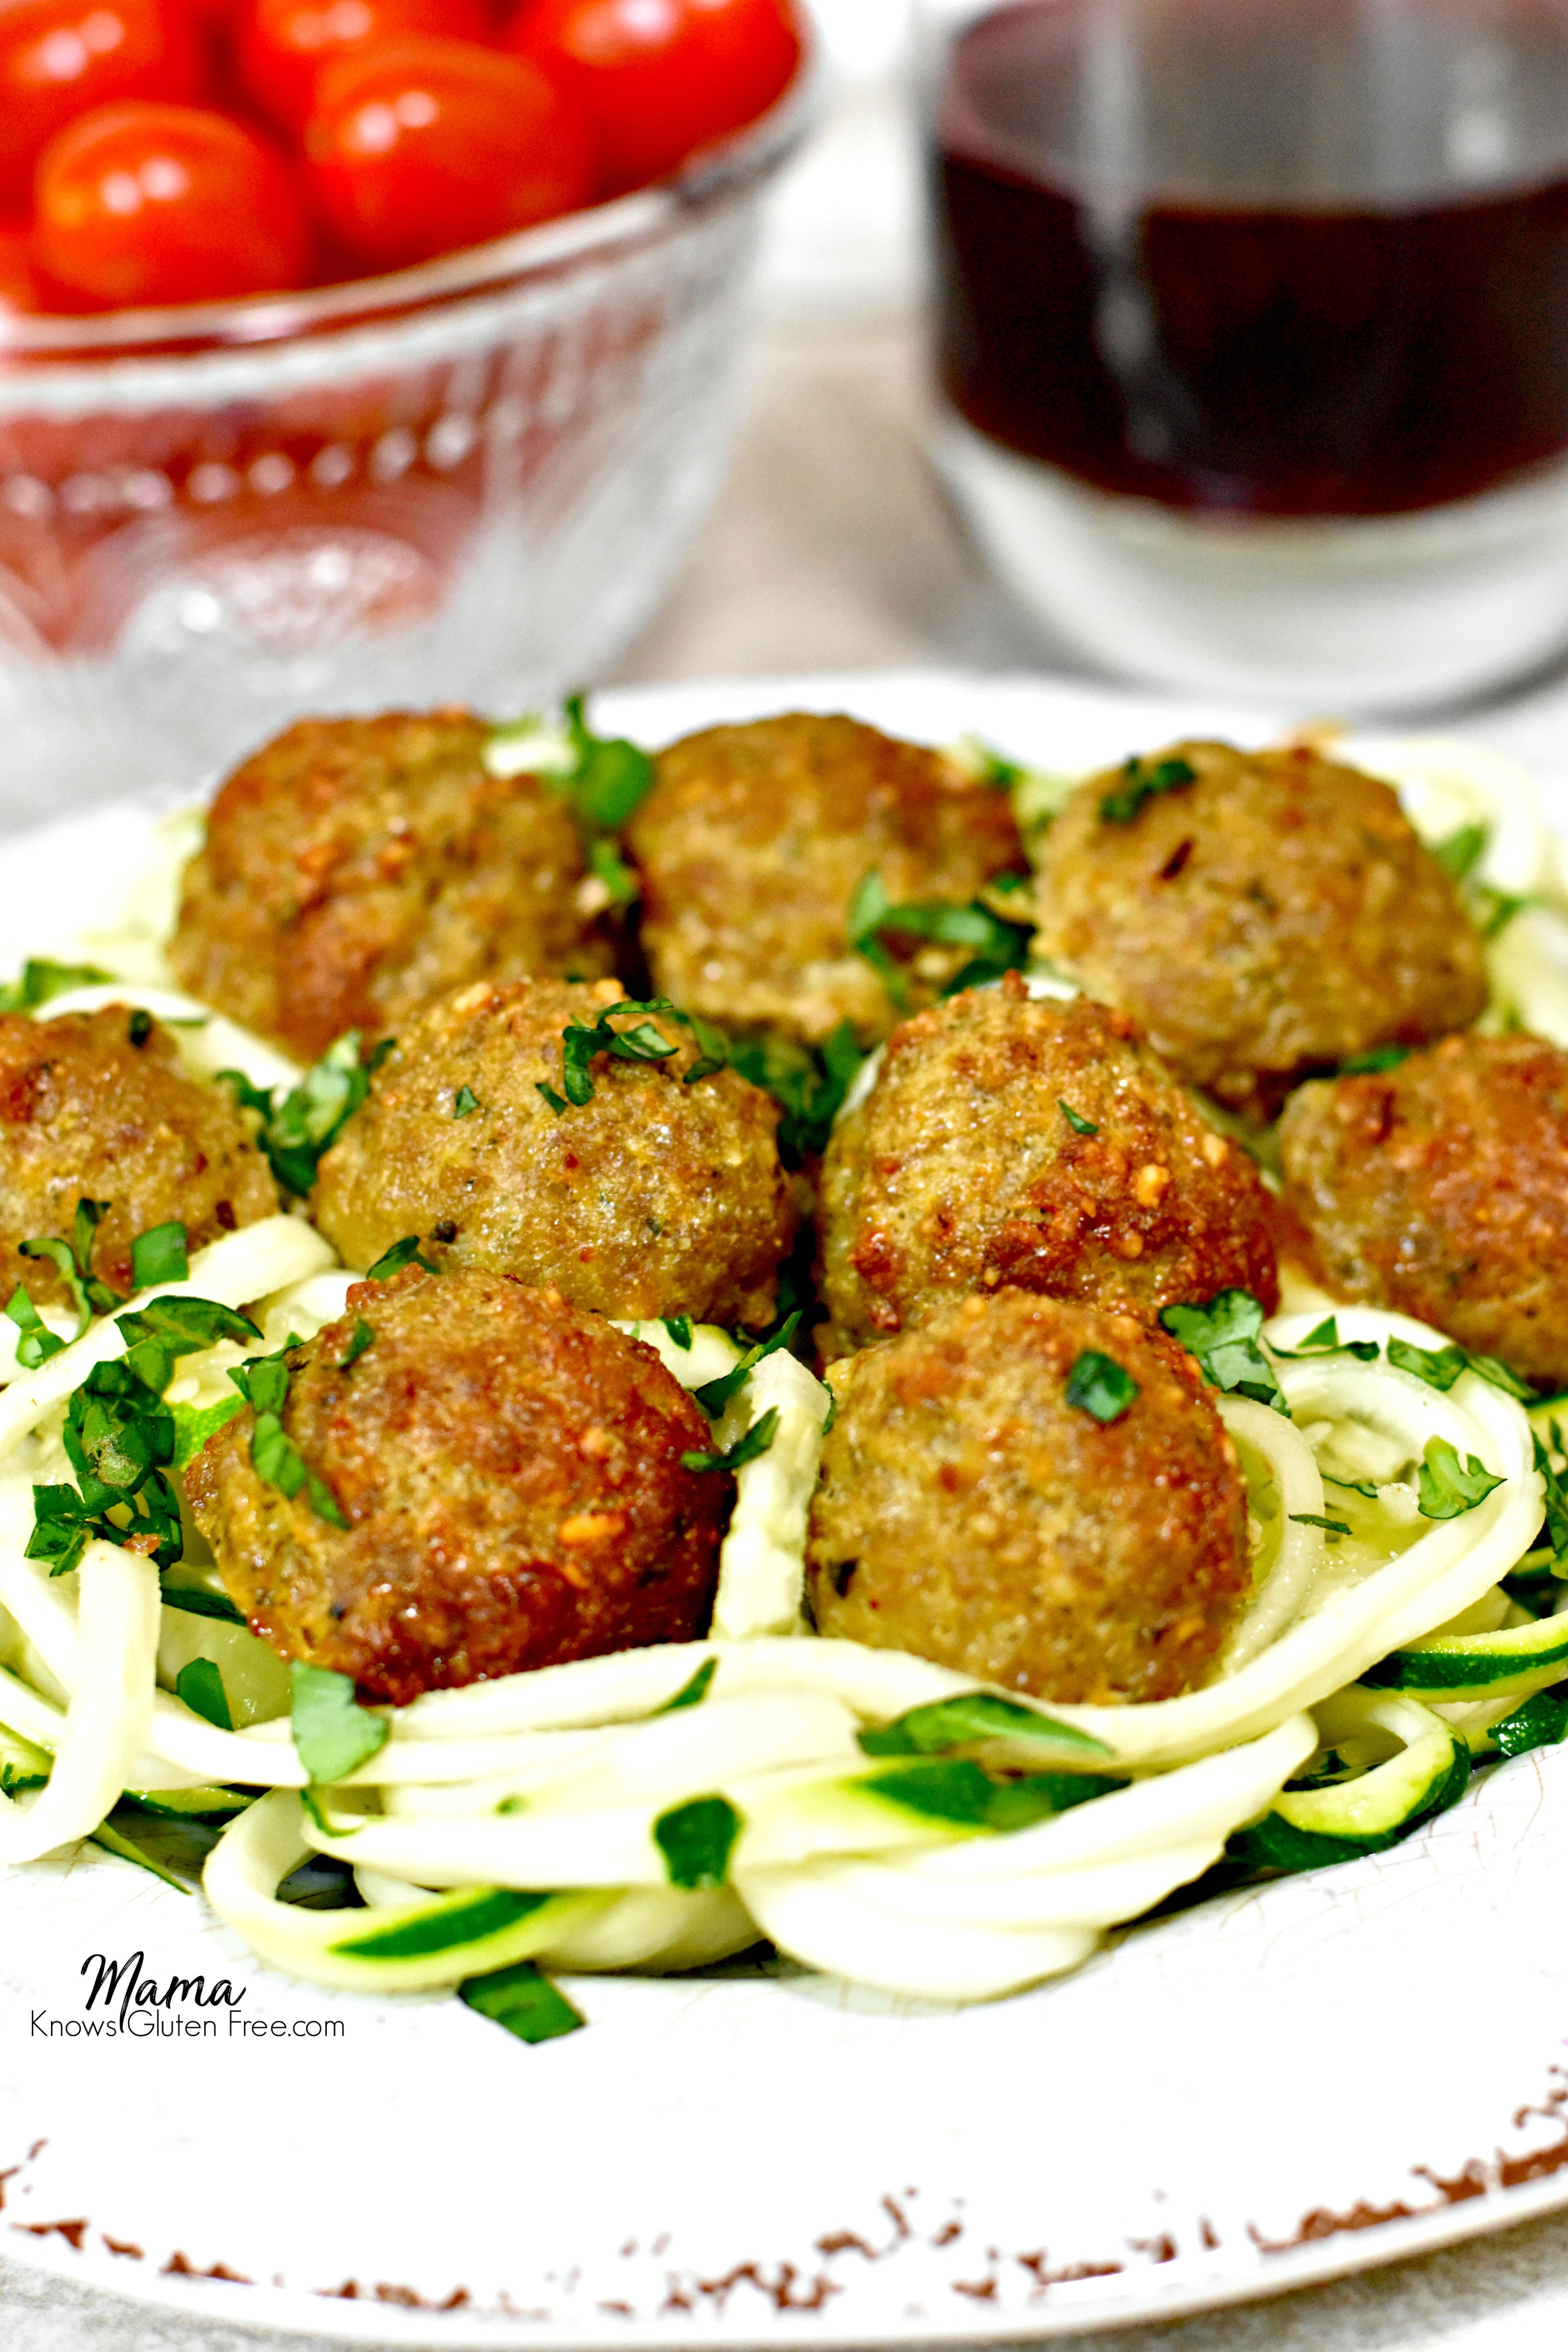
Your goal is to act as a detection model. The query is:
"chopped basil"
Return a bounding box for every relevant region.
[588,837,640,907]
[1417,1437,1505,1521]
[159,1583,245,1625]
[175,1658,232,1732]
[863,1757,1125,1830]
[1385,1336,1533,1401]
[4,1282,63,1369]
[1289,1513,1351,1540]
[846,869,1033,1008]
[1160,1289,1287,1416]
[1339,1043,1410,1075]
[694,1312,800,1418]
[1490,1684,1568,1760]
[0,958,111,1010]
[21,1196,120,1333]
[250,1412,349,1528]
[127,1008,153,1048]
[452,1085,481,1119]
[365,1235,438,1279]
[1065,1349,1138,1425]
[338,1318,375,1371]
[1058,1099,1098,1136]
[1536,1426,1568,1560]
[681,1407,779,1474]
[728,1022,861,1164]
[1433,822,1488,880]
[535,1081,569,1116]
[1272,1315,1379,1363]
[662,1315,693,1351]
[857,1691,1111,1760]
[1098,754,1196,824]
[290,1663,388,1782]
[460,1958,585,2045]
[223,1030,388,1198]
[118,1295,257,1395]
[652,1658,717,1714]
[1476,885,1529,940]
[1324,1472,1380,1501]
[560,693,654,829]
[558,1000,680,1108]
[654,1794,740,1889]
[128,1221,188,1291]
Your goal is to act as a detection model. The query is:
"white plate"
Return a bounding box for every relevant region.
[3,669,1568,2348]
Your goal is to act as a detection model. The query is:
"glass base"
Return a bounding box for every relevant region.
[935,413,1568,714]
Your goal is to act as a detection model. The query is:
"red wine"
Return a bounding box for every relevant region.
[934,0,1568,516]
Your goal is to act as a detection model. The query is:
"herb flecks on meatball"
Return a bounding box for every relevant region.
[1036,739,1487,1117]
[816,979,1278,1358]
[185,1268,731,1705]
[1279,1030,1568,1387]
[626,712,1028,1048]
[807,1290,1251,1705]
[171,710,612,1065]
[311,976,802,1328]
[0,1006,278,1310]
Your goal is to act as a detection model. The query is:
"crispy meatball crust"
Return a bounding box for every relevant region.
[1036,739,1488,1116]
[626,713,1028,1048]
[185,1268,731,1704]
[170,710,611,1065]
[1278,1031,1568,1387]
[817,978,1278,1358]
[311,977,802,1327]
[807,1290,1251,1704]
[0,1007,278,1310]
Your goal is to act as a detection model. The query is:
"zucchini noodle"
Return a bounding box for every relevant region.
[0,733,1565,2008]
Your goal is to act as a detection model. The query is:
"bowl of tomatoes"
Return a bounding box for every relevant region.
[0,0,811,806]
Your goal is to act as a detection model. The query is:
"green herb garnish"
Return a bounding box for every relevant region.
[1058,1099,1098,1136]
[1434,823,1488,880]
[1099,754,1196,825]
[128,1221,188,1291]
[1271,1315,1379,1362]
[857,1692,1110,1760]
[1386,1336,1534,1401]
[1535,1425,1568,1560]
[1490,1684,1568,1760]
[338,1318,375,1372]
[681,1407,779,1474]
[174,1658,232,1732]
[693,1312,800,1418]
[460,1958,585,2044]
[452,1085,480,1119]
[1417,1437,1505,1521]
[4,1282,64,1369]
[1065,1350,1139,1424]
[365,1235,438,1280]
[846,869,1032,1008]
[1159,1289,1287,1414]
[290,1663,388,1782]
[728,1022,861,1164]
[652,1658,717,1714]
[1339,1043,1410,1075]
[159,1584,245,1625]
[219,1030,391,1198]
[654,1794,740,1888]
[535,1082,569,1116]
[1289,1513,1352,1540]
[862,1757,1125,1830]
[0,958,110,1010]
[662,1316,693,1351]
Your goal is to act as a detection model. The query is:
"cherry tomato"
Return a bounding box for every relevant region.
[505,0,800,195]
[238,0,486,131]
[0,220,46,311]
[34,101,312,305]
[305,35,596,273]
[0,0,204,204]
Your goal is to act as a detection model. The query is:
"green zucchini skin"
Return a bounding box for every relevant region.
[1363,1613,1568,1696]
[1227,1725,1470,1872]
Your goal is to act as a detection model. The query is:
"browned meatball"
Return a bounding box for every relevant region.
[807,1290,1250,1704]
[185,1268,729,1704]
[311,976,802,1327]
[0,1006,278,1311]
[170,710,611,1065]
[1278,1032,1568,1386]
[817,977,1279,1358]
[1036,739,1487,1118]
[626,713,1028,1048]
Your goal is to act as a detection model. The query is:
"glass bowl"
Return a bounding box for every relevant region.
[0,62,813,814]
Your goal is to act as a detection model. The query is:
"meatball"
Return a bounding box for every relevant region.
[185,1268,730,1704]
[1036,739,1488,1117]
[1278,1031,1568,1387]
[626,712,1028,1048]
[170,710,611,1065]
[311,976,801,1327]
[0,1005,278,1311]
[807,1290,1250,1704]
[817,978,1278,1358]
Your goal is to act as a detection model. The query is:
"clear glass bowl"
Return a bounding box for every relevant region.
[0,68,811,813]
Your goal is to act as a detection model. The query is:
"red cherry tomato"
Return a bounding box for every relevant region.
[0,0,204,205]
[505,0,800,195]
[0,219,46,311]
[34,101,312,305]
[305,35,596,273]
[239,0,486,131]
